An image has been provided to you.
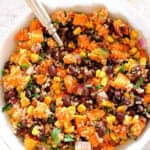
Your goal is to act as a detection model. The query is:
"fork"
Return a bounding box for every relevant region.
[25,0,63,47]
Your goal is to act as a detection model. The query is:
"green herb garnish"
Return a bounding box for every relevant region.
[1,70,6,76]
[20,64,30,68]
[50,146,60,150]
[31,93,40,98]
[54,19,60,25]
[41,41,48,50]
[48,115,55,124]
[41,135,48,143]
[96,84,103,89]
[17,122,24,129]
[105,128,110,134]
[2,103,12,112]
[64,134,75,142]
[119,63,126,73]
[39,50,46,61]
[134,77,144,89]
[51,128,61,144]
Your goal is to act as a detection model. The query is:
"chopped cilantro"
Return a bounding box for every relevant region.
[64,134,75,142]
[54,19,60,25]
[31,93,40,98]
[2,103,12,112]
[119,63,126,73]
[51,128,61,144]
[17,122,24,129]
[20,64,30,69]
[1,70,6,76]
[96,84,103,89]
[41,41,48,50]
[105,128,110,134]
[48,115,55,124]
[134,77,144,89]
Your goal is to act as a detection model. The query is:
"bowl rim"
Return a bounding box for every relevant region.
[0,1,150,150]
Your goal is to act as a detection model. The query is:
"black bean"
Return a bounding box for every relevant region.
[86,70,95,78]
[90,87,97,99]
[135,96,142,102]
[116,112,125,122]
[106,66,113,74]
[122,97,130,105]
[4,89,17,101]
[114,90,121,97]
[80,97,88,105]
[92,34,101,42]
[63,95,71,107]
[96,122,106,137]
[128,108,136,116]
[48,65,57,77]
[38,95,44,102]
[68,65,78,76]
[72,97,79,102]
[25,89,32,98]
[137,105,144,113]
[44,86,50,92]
[83,88,90,97]
[50,102,56,113]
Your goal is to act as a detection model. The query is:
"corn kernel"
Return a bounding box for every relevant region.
[125,58,137,71]
[68,106,76,115]
[32,125,40,136]
[101,77,108,86]
[129,47,138,55]
[130,30,138,39]
[53,76,61,82]
[129,40,136,48]
[20,49,27,54]
[117,105,127,112]
[122,38,130,44]
[106,115,116,124]
[140,57,147,66]
[73,27,81,35]
[110,132,119,142]
[132,115,139,124]
[123,115,132,125]
[77,104,86,113]
[56,96,63,106]
[80,51,86,58]
[27,105,34,116]
[30,53,39,63]
[65,126,74,133]
[134,51,140,59]
[86,21,93,28]
[21,97,30,107]
[102,100,114,108]
[145,83,150,94]
[68,41,75,49]
[44,96,52,105]
[106,35,114,43]
[20,91,26,98]
[55,121,61,128]
[96,70,106,78]
[24,75,31,83]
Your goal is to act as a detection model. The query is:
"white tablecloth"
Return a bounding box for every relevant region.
[0,0,150,149]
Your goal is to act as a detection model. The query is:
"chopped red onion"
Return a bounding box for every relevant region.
[138,38,146,49]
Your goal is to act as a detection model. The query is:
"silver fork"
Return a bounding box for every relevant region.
[25,0,63,47]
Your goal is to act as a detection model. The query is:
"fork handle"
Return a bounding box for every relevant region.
[25,0,63,47]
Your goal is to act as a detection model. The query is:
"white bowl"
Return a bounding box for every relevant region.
[0,0,150,150]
